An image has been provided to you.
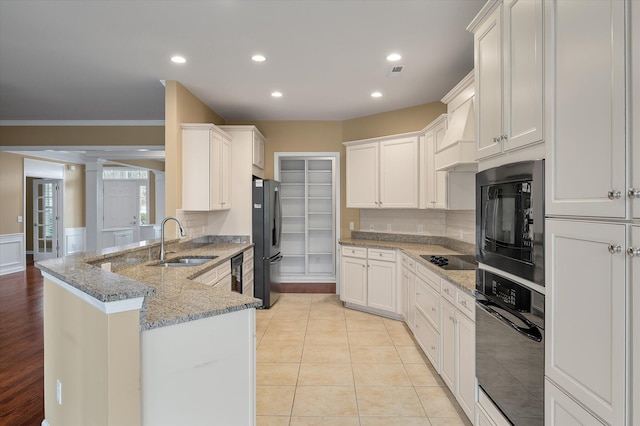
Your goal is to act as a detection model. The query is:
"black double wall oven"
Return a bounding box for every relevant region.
[475,160,545,426]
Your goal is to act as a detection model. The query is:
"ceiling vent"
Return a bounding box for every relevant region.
[387,65,404,77]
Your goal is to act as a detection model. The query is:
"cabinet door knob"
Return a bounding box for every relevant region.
[627,247,640,257]
[608,190,622,200]
[431,345,436,350]
[461,300,467,307]
[432,307,437,312]
[628,188,640,199]
[608,244,622,254]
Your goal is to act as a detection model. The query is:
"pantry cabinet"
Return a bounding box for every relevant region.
[345,135,419,209]
[545,219,626,426]
[544,0,626,218]
[469,0,544,165]
[182,124,231,211]
[340,246,399,317]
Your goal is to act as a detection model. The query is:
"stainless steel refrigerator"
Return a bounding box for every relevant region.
[252,179,282,308]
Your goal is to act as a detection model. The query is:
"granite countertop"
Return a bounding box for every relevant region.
[339,235,477,294]
[36,237,262,331]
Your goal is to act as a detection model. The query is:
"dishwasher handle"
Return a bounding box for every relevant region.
[476,299,542,342]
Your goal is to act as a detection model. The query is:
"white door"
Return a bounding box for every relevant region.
[379,137,419,208]
[340,255,367,307]
[33,179,62,261]
[103,181,138,237]
[367,259,396,312]
[545,0,626,218]
[440,299,456,391]
[457,312,475,421]
[545,219,626,426]
[346,143,379,208]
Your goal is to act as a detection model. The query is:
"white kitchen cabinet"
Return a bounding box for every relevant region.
[193,260,232,289]
[242,248,254,297]
[414,308,440,370]
[345,135,419,209]
[420,116,449,209]
[401,254,417,331]
[633,225,640,426]
[456,308,475,420]
[340,246,399,317]
[182,123,231,211]
[632,1,640,221]
[544,0,626,218]
[545,379,605,426]
[252,131,265,171]
[545,219,626,426]
[440,298,456,392]
[469,0,544,162]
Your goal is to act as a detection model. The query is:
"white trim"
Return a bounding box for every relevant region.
[0,233,26,275]
[0,120,165,126]
[64,227,86,255]
[24,158,65,179]
[41,271,144,314]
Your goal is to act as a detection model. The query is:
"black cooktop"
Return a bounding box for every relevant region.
[420,254,478,270]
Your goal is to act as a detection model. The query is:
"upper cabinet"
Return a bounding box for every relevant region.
[182,123,231,211]
[345,135,419,209]
[469,0,544,163]
[252,131,265,173]
[543,0,626,218]
[420,116,449,209]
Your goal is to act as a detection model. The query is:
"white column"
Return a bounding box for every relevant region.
[85,161,104,251]
[154,171,165,222]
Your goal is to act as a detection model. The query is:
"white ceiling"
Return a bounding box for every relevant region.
[0,0,484,123]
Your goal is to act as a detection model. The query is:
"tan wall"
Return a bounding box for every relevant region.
[64,163,86,229]
[342,102,446,141]
[0,126,163,147]
[43,278,140,425]
[164,81,225,235]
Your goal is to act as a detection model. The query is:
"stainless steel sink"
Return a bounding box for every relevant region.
[150,255,218,267]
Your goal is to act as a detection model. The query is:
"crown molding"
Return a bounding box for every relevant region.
[0,120,165,127]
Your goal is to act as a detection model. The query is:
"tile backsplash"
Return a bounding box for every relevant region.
[359,209,475,244]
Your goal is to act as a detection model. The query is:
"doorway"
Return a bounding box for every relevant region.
[31,179,63,261]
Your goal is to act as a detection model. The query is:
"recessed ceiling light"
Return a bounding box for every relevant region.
[386,53,402,62]
[371,91,382,98]
[271,91,283,98]
[251,54,266,62]
[171,56,186,64]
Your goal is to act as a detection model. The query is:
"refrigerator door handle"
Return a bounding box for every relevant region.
[273,186,281,247]
[269,254,283,264]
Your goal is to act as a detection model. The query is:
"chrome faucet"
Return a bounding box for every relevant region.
[160,216,187,261]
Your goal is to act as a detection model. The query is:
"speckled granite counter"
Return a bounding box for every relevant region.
[339,233,478,294]
[36,237,262,330]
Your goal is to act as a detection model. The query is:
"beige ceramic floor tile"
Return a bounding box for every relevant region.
[356,386,426,417]
[404,363,441,387]
[292,386,358,417]
[383,318,410,333]
[256,385,296,416]
[260,329,306,346]
[257,362,300,385]
[349,345,402,364]
[346,318,388,332]
[348,331,394,346]
[396,345,429,363]
[352,363,412,386]
[290,416,360,425]
[257,344,304,363]
[298,363,354,386]
[256,309,276,320]
[305,330,349,346]
[415,387,462,418]
[268,318,309,331]
[307,318,347,333]
[256,416,291,426]
[344,309,385,320]
[309,305,346,319]
[302,345,351,363]
[359,417,432,425]
[389,330,418,346]
[428,418,470,426]
[272,311,310,322]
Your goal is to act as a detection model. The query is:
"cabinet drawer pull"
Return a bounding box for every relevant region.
[628,188,640,199]
[607,190,622,200]
[432,307,437,312]
[460,300,468,307]
[627,247,640,257]
[431,345,436,350]
[608,244,622,254]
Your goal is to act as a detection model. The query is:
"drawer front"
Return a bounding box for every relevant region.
[415,309,440,371]
[342,246,367,258]
[368,248,396,261]
[401,254,416,272]
[217,261,232,279]
[456,289,475,321]
[415,277,440,330]
[194,268,218,286]
[441,279,456,304]
[416,262,440,291]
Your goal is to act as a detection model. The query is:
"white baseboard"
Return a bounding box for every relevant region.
[64,227,86,255]
[0,233,25,275]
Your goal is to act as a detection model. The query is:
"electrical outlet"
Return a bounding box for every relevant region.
[56,379,62,405]
[369,224,374,231]
[17,216,23,223]
[349,221,354,231]
[386,224,392,231]
[418,225,424,233]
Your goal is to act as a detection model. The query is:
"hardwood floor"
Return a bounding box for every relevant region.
[0,256,45,425]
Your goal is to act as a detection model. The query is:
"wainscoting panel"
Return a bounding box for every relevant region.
[65,227,86,255]
[0,233,25,275]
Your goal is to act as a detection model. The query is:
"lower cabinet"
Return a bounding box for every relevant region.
[545,379,605,426]
[340,247,398,316]
[193,260,232,289]
[414,308,440,369]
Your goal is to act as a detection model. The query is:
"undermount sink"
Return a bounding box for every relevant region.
[150,255,218,267]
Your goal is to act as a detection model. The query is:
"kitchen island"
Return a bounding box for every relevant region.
[36,236,261,426]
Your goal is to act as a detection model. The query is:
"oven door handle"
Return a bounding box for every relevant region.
[476,299,542,342]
